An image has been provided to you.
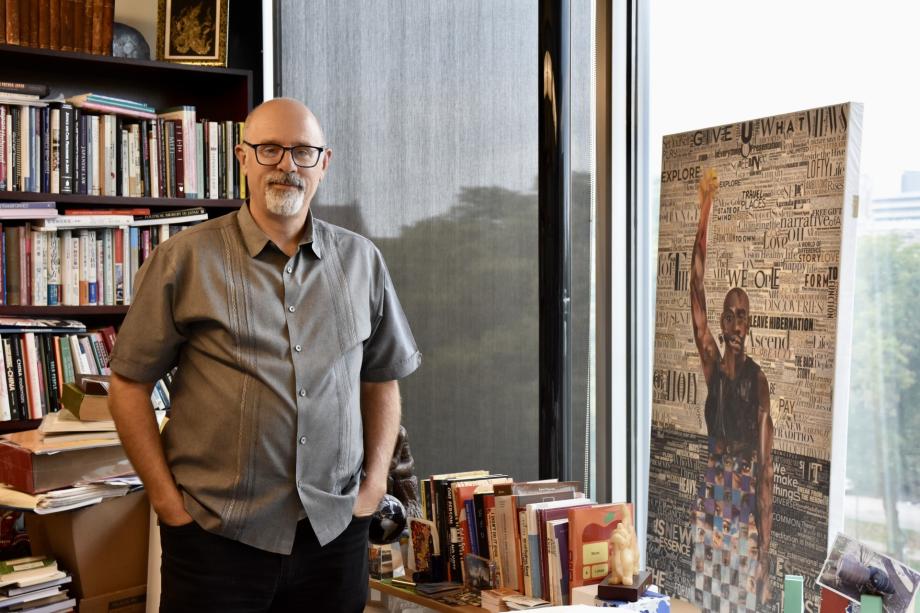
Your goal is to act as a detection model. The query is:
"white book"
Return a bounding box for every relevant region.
[68,335,89,375]
[19,106,29,191]
[21,333,43,419]
[149,126,159,197]
[95,236,104,307]
[38,214,136,229]
[46,233,61,306]
[103,229,114,306]
[120,127,129,196]
[60,230,74,306]
[130,125,141,197]
[224,120,233,198]
[130,212,207,227]
[121,225,131,305]
[105,115,117,196]
[30,230,47,306]
[208,121,219,199]
[49,108,60,194]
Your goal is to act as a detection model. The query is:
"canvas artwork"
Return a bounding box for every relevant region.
[645,103,862,613]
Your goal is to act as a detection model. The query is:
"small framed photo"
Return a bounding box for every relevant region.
[157,0,229,66]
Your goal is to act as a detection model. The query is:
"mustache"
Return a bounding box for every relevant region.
[266,173,304,188]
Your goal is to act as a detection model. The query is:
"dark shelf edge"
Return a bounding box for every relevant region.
[0,306,130,316]
[0,43,251,77]
[0,418,41,434]
[0,192,243,209]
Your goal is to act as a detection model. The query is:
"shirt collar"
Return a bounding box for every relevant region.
[238,202,322,259]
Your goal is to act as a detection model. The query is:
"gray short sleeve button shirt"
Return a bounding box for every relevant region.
[109,204,421,554]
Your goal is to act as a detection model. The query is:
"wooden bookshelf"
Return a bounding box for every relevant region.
[0,191,244,210]
[0,44,253,426]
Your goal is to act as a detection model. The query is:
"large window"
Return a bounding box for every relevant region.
[643,0,920,591]
[278,1,596,486]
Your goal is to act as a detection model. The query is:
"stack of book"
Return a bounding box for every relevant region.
[0,88,246,200]
[414,470,636,607]
[0,556,75,613]
[1,0,115,56]
[0,206,209,307]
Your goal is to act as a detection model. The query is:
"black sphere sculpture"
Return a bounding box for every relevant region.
[112,23,151,60]
[368,494,407,545]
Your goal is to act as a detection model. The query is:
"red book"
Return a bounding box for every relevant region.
[5,0,19,45]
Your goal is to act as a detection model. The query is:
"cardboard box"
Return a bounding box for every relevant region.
[60,376,111,421]
[25,491,149,599]
[79,584,146,613]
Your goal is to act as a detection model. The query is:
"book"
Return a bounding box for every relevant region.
[130,207,208,227]
[567,503,633,592]
[0,556,58,588]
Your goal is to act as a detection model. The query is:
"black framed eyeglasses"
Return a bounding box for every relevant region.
[243,141,327,168]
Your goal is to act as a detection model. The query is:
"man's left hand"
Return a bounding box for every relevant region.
[352,477,386,517]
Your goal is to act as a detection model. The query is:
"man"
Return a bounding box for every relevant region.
[108,98,421,612]
[689,168,773,611]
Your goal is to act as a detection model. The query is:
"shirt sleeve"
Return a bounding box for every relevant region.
[361,250,422,382]
[109,245,186,383]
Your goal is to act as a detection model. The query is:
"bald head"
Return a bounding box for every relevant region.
[723,287,749,313]
[243,97,326,146]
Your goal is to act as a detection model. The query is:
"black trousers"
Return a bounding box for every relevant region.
[159,515,371,613]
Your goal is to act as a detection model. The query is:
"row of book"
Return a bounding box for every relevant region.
[0,206,208,306]
[0,0,115,56]
[0,320,113,421]
[416,471,635,606]
[0,98,247,200]
[0,556,75,613]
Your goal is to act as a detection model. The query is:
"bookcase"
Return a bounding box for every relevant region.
[0,42,253,430]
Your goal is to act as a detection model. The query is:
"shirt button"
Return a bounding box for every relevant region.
[288,305,295,313]
[294,344,302,352]
[299,436,307,445]
[286,266,293,274]
[299,388,306,397]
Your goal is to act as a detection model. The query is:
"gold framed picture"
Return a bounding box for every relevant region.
[157,0,229,66]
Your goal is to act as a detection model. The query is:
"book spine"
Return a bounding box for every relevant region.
[6,0,19,45]
[208,121,219,199]
[94,232,102,305]
[19,105,28,191]
[59,332,74,384]
[139,120,149,196]
[38,0,49,48]
[0,336,10,421]
[59,103,73,193]
[49,0,59,50]
[21,332,42,419]
[49,107,60,193]
[115,116,123,195]
[196,121,204,201]
[10,106,19,193]
[128,226,138,302]
[82,0,91,52]
[5,226,18,305]
[40,106,49,191]
[89,114,99,195]
[76,110,87,194]
[90,0,102,54]
[2,336,20,420]
[101,0,113,54]
[225,120,233,198]
[113,226,123,304]
[0,106,6,192]
[8,335,27,420]
[102,227,113,305]
[28,0,37,47]
[30,229,46,306]
[172,120,184,197]
[47,231,60,305]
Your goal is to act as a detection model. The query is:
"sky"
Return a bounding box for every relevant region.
[648,0,920,199]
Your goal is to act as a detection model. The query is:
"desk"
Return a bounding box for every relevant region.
[369,579,482,612]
